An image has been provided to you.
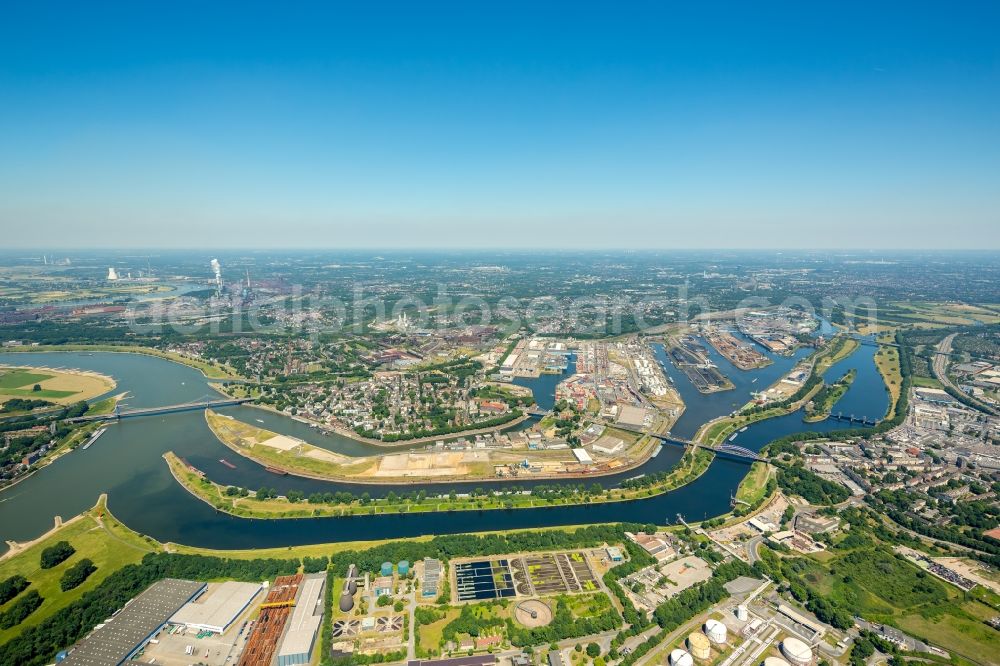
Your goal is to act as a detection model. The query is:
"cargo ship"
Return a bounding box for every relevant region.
[81,427,107,451]
[219,458,236,469]
[265,466,288,475]
[650,444,662,458]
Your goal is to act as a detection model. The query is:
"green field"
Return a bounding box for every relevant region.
[0,503,157,644]
[799,547,1000,663]
[734,462,772,506]
[0,370,52,389]
[0,370,77,399]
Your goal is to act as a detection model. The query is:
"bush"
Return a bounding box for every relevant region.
[0,590,43,629]
[302,556,329,574]
[0,575,30,605]
[60,559,97,592]
[40,541,75,569]
[587,642,601,657]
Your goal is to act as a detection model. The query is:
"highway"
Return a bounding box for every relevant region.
[931,333,997,415]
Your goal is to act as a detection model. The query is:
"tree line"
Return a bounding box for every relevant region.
[0,552,300,666]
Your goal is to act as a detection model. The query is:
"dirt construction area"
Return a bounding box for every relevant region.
[372,451,489,477]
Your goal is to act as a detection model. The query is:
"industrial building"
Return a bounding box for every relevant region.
[276,573,325,666]
[374,575,393,596]
[169,581,263,634]
[777,603,825,640]
[238,574,302,666]
[422,557,442,597]
[62,578,206,666]
[405,656,498,666]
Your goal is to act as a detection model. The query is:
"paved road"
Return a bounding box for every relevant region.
[932,333,997,415]
[746,535,764,565]
[932,333,958,390]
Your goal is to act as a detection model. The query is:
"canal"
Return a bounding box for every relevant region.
[0,335,887,552]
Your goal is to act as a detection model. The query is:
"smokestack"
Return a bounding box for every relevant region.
[210,258,222,291]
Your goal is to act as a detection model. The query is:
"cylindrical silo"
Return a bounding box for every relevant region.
[781,637,814,666]
[670,649,694,666]
[704,619,728,644]
[687,632,711,660]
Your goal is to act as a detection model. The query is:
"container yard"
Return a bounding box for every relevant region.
[666,336,733,393]
[704,329,772,370]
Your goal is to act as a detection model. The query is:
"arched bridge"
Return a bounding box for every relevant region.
[647,433,766,464]
[715,443,762,459]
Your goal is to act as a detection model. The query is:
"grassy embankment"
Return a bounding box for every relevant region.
[85,393,126,416]
[0,496,157,644]
[6,344,241,380]
[164,443,715,519]
[733,462,772,507]
[803,369,856,423]
[813,335,860,375]
[874,338,903,413]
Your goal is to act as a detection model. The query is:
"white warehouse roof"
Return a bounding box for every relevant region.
[169,581,262,634]
[572,448,594,464]
[277,574,326,664]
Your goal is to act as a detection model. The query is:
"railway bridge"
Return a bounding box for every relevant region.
[611,422,766,463]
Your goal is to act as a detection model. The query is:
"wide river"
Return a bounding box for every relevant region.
[0,332,888,552]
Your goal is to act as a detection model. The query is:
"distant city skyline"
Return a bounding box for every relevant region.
[1,1,998,249]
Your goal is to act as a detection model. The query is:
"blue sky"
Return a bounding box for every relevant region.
[1,1,998,249]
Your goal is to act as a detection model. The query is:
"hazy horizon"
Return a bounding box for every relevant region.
[2,1,999,249]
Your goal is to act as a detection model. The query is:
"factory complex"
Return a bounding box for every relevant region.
[56,574,325,666]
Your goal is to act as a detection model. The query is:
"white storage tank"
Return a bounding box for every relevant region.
[763,658,791,666]
[781,637,814,666]
[687,632,711,660]
[736,604,748,621]
[670,649,694,666]
[704,619,728,644]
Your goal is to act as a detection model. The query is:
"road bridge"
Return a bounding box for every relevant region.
[69,398,252,422]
